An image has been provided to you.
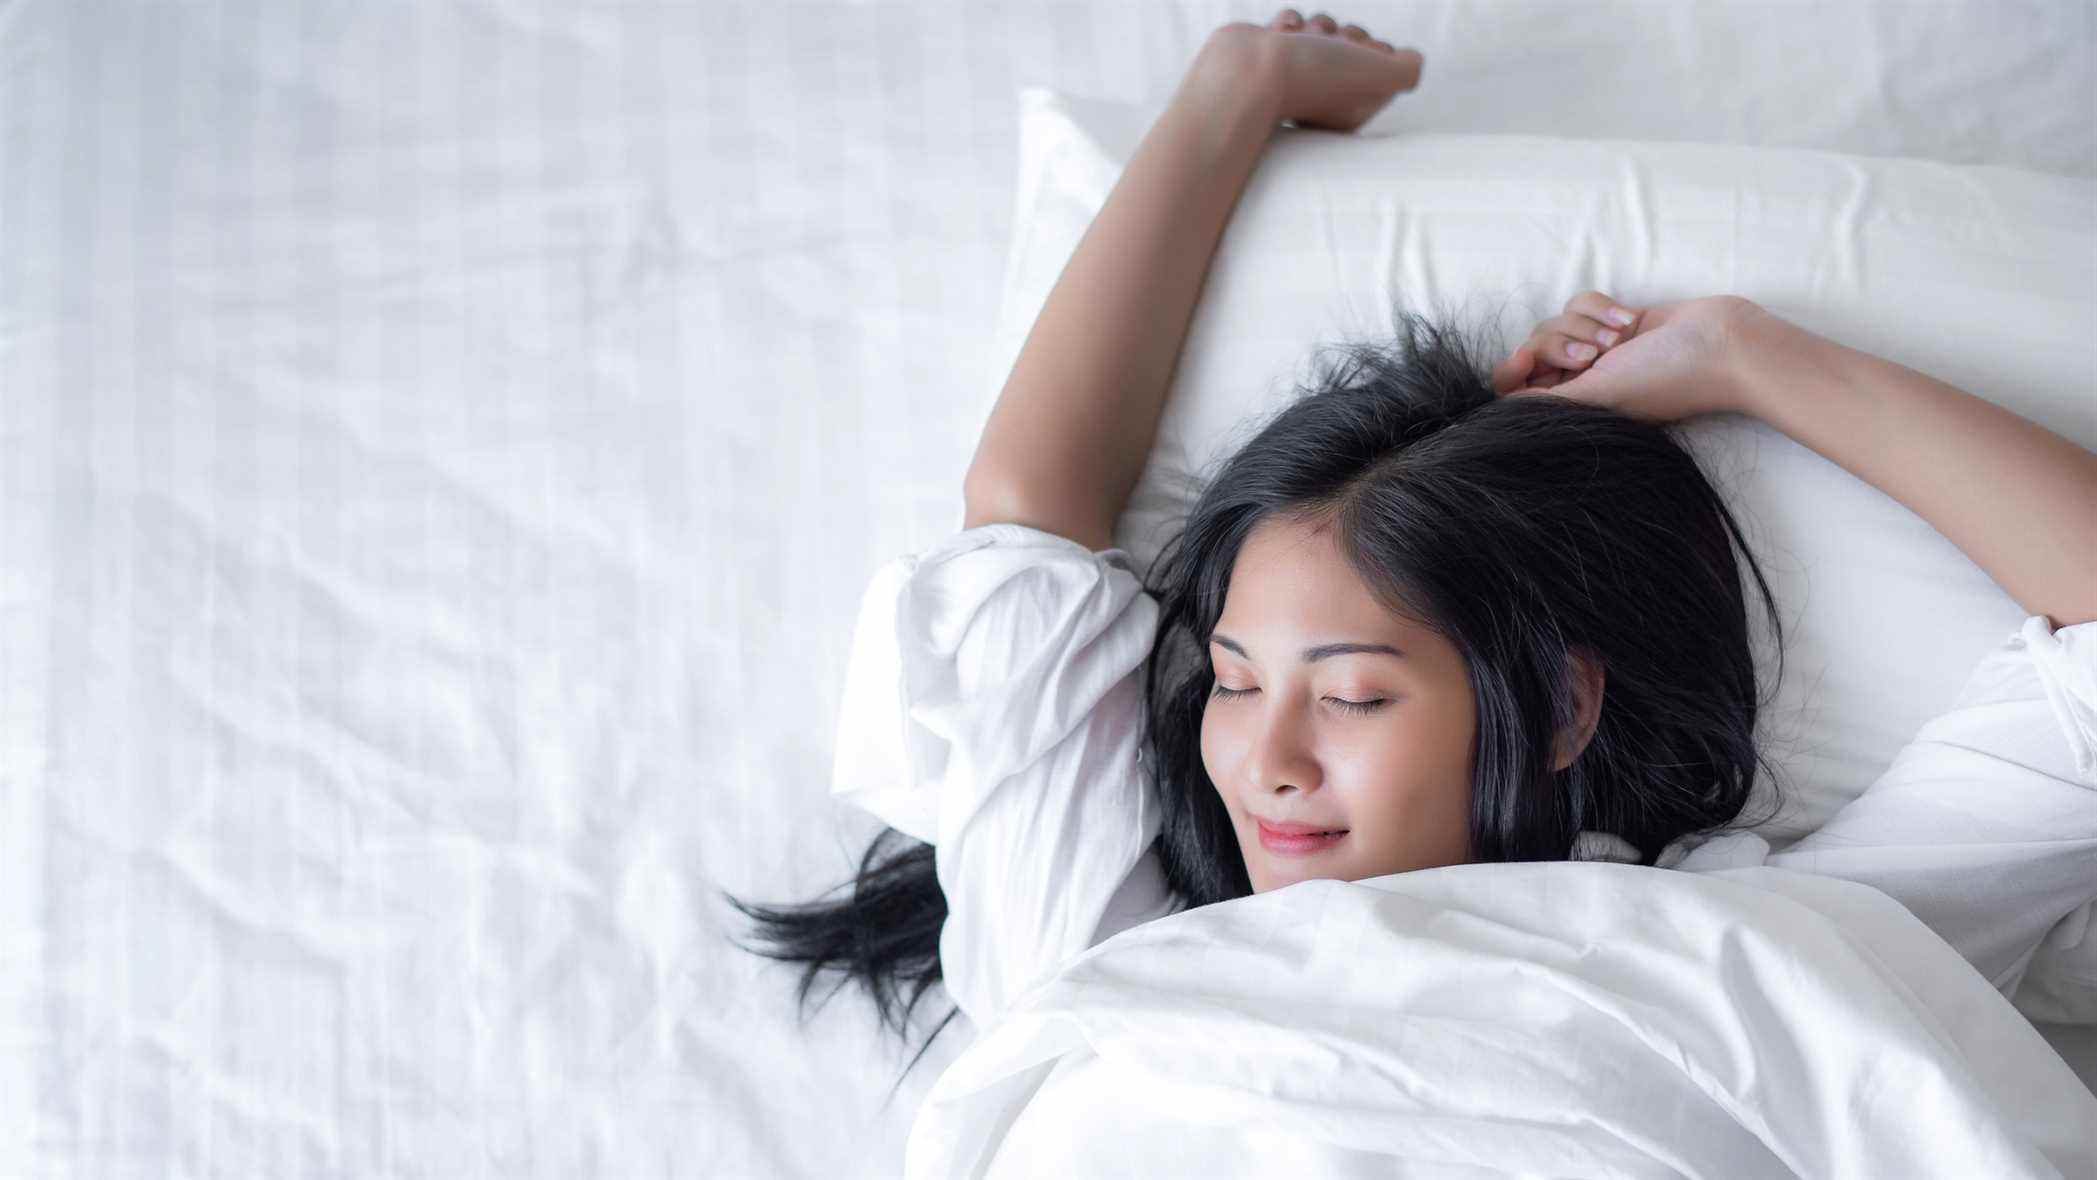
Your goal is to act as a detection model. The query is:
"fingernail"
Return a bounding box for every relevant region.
[1595,329,1619,347]
[1569,343,1597,362]
[1606,307,1634,327]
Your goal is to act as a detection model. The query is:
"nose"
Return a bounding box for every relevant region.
[1243,698,1321,797]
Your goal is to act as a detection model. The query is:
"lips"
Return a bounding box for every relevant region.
[1256,819,1349,857]
[1256,819,1348,836]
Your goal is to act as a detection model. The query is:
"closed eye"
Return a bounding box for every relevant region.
[1209,685,1388,715]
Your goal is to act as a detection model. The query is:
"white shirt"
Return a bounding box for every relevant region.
[831,522,2097,1036]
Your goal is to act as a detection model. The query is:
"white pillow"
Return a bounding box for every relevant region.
[989,85,2096,852]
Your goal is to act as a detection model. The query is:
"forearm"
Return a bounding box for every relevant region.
[962,33,1280,547]
[1738,314,2097,627]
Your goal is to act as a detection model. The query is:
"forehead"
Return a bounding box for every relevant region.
[1219,516,1413,637]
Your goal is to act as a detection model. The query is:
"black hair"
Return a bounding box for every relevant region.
[723,301,1790,1102]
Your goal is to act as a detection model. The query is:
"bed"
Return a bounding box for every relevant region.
[4,1,2093,1176]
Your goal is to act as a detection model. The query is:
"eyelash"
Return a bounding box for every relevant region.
[1209,685,1388,715]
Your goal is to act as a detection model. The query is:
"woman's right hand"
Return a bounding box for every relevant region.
[1490,292,1772,424]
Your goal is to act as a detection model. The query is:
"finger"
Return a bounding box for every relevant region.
[1490,349,1519,393]
[1308,12,1339,33]
[1499,349,1576,394]
[1341,24,1372,44]
[1546,310,1629,358]
[1544,327,1603,369]
[1492,344,1538,394]
[1386,48,1425,90]
[1274,8,1304,29]
[1568,290,1640,332]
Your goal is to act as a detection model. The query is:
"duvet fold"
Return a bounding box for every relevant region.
[906,862,2097,1179]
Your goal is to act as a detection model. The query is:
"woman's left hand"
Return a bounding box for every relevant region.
[1208,9,1425,134]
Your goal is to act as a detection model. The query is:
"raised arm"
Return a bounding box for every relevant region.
[1735,309,2097,628]
[962,13,1424,553]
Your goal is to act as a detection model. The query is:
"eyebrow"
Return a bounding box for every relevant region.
[1209,634,1406,664]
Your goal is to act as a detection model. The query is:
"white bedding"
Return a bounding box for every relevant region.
[836,520,2097,1176]
[995,86,2097,1031]
[911,864,2097,1178]
[5,2,2095,1176]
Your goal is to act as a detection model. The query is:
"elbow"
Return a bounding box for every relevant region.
[960,477,1119,553]
[960,471,1020,531]
[960,465,1008,518]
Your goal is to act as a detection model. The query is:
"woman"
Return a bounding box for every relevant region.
[727,9,2097,1103]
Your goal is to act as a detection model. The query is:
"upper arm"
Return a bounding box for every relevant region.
[961,481,1119,555]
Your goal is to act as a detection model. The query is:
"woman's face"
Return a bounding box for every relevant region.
[1200,515,1479,894]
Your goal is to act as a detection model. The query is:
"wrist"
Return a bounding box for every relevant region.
[1188,24,1286,130]
[1726,301,1832,422]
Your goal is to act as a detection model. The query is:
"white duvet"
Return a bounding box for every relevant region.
[906,862,2097,1179]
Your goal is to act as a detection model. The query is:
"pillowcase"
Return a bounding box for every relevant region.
[988,85,2096,852]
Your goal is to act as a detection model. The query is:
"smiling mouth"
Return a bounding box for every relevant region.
[1256,824,1350,856]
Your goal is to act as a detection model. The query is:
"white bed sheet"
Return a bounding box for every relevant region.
[4,1,2093,1176]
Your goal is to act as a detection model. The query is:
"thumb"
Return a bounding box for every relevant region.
[1492,344,1539,394]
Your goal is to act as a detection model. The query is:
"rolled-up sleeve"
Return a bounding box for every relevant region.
[830,523,1177,1033]
[1765,615,2097,1021]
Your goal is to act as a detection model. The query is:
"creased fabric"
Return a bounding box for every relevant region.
[832,524,1173,1031]
[1765,613,2097,1021]
[906,864,2097,1178]
[835,524,2097,1037]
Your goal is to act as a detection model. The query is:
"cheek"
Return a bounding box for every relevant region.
[1197,704,1222,782]
[1323,724,1445,816]
[1199,702,1247,775]
[1198,709,1246,828]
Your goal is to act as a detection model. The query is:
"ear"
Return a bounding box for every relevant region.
[1552,649,1607,773]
